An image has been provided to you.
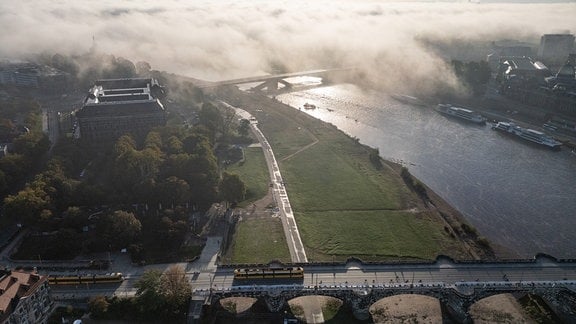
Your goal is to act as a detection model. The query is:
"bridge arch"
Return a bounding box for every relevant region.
[469,293,532,323]
[207,284,576,323]
[287,295,344,323]
[218,296,258,316]
[369,294,442,323]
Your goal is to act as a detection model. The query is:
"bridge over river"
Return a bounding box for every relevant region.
[190,255,576,322]
[198,68,353,92]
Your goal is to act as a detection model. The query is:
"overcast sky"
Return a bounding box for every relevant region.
[1,0,574,92]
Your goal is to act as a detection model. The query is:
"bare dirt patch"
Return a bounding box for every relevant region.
[370,294,442,324]
[288,295,344,323]
[470,293,535,323]
[219,297,258,315]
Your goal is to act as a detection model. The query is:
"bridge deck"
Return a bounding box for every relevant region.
[206,68,350,87]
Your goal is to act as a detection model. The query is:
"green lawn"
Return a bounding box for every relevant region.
[223,92,474,262]
[226,146,270,206]
[228,216,291,264]
[257,111,318,160]
[296,210,457,261]
[281,142,406,211]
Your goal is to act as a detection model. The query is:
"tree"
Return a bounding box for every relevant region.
[88,296,110,319]
[159,265,191,316]
[3,186,50,225]
[144,131,163,152]
[182,133,211,155]
[219,172,246,205]
[135,269,164,316]
[134,267,190,320]
[238,119,251,137]
[12,132,50,162]
[98,210,142,249]
[198,102,222,141]
[220,108,237,142]
[158,176,190,206]
[0,154,29,187]
[0,170,7,195]
[166,135,183,154]
[61,206,88,230]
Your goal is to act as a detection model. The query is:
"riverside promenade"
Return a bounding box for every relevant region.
[220,101,308,263]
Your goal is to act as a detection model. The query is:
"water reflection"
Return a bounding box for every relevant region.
[276,84,576,258]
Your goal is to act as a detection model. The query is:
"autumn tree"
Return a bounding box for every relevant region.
[134,266,190,320]
[3,186,50,226]
[220,172,246,205]
[97,210,142,249]
[159,265,192,316]
[88,296,110,319]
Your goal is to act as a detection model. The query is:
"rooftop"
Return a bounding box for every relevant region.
[78,77,166,117]
[0,270,46,315]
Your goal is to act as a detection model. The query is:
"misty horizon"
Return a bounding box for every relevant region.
[1,0,575,94]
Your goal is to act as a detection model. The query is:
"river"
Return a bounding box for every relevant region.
[274,83,576,259]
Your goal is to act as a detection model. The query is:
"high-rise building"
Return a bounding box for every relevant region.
[537,34,575,66]
[75,78,167,143]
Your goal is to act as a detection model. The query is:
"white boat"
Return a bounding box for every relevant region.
[492,122,562,151]
[435,104,486,125]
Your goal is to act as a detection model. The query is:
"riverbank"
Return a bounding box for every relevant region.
[214,85,498,262]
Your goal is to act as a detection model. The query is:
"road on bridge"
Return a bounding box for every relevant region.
[202,257,576,291]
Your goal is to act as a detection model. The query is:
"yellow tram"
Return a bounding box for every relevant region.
[233,267,304,279]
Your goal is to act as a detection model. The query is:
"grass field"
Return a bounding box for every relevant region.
[226,145,291,263]
[228,216,291,264]
[281,141,406,211]
[226,146,270,206]
[297,210,462,261]
[221,91,475,262]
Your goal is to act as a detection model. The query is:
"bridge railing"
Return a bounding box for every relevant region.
[193,280,576,296]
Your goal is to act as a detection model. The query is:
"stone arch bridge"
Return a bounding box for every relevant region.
[204,280,576,323]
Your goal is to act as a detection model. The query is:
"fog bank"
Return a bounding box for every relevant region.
[1,0,574,93]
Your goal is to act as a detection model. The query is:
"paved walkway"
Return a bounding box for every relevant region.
[221,101,308,263]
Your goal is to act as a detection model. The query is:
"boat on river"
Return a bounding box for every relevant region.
[303,103,316,110]
[492,121,562,151]
[435,104,486,125]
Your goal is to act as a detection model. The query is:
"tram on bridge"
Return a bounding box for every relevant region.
[48,272,124,285]
[234,267,304,279]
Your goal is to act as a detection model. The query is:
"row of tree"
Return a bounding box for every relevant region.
[2,94,249,258]
[0,98,49,197]
[88,266,191,322]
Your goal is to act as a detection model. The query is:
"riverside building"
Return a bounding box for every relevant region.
[75,78,167,143]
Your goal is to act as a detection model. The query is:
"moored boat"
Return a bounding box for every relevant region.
[435,104,486,125]
[303,103,316,109]
[492,121,562,151]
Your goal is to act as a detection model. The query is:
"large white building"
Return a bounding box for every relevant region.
[75,78,167,143]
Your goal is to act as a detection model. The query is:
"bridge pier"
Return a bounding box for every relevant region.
[251,79,293,93]
[263,295,288,313]
[207,285,576,323]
